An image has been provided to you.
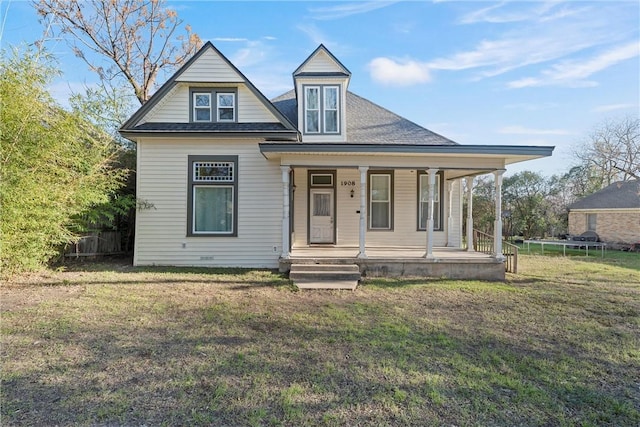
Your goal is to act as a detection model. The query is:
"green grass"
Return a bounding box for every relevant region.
[1,253,639,426]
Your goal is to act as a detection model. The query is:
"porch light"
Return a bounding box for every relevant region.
[350,189,354,198]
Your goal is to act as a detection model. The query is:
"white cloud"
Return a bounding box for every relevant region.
[592,103,637,113]
[508,41,640,88]
[368,57,431,86]
[212,37,248,43]
[460,1,584,25]
[423,2,636,86]
[498,126,573,136]
[296,23,332,47]
[309,1,398,20]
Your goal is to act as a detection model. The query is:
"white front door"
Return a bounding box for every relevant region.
[310,189,334,243]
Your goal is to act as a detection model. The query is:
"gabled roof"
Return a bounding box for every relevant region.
[292,44,351,77]
[271,90,457,145]
[120,41,297,137]
[568,180,640,210]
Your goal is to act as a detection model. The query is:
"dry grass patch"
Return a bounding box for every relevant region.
[1,255,639,426]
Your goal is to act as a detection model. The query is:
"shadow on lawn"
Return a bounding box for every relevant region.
[3,300,638,426]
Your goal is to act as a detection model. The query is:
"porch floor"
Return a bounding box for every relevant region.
[289,246,492,260]
[282,246,506,281]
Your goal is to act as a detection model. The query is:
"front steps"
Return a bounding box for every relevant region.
[289,264,361,290]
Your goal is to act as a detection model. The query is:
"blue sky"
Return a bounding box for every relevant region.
[2,0,639,176]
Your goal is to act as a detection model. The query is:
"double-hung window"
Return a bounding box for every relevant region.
[217,93,235,121]
[323,87,338,133]
[187,156,238,236]
[304,85,340,134]
[193,92,212,122]
[191,88,237,123]
[418,171,443,231]
[305,87,320,133]
[369,171,393,230]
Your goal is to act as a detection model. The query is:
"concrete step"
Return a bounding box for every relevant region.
[290,264,360,273]
[290,263,361,290]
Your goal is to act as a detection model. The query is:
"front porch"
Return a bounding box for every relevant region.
[281,246,506,281]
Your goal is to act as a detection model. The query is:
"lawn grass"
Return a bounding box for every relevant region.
[1,253,639,426]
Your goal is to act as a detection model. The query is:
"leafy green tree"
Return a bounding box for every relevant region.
[465,176,495,235]
[0,47,126,275]
[503,171,553,239]
[69,84,138,250]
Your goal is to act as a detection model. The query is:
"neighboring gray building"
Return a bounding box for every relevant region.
[568,180,640,245]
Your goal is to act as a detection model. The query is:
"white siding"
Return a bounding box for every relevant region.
[237,86,279,122]
[176,48,243,82]
[298,50,343,73]
[445,178,463,248]
[144,85,189,123]
[291,168,461,248]
[135,138,283,267]
[143,84,279,124]
[292,168,308,246]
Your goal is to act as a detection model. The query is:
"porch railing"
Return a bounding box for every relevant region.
[473,229,518,274]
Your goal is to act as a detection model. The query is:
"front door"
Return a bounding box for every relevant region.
[310,189,334,243]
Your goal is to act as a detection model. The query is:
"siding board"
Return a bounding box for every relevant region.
[135,139,283,267]
[144,85,278,123]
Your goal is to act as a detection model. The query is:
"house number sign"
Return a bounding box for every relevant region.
[341,180,356,186]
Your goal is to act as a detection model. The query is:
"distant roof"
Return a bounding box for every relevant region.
[271,90,458,146]
[568,180,640,210]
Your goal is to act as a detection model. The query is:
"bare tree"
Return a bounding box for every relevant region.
[573,116,640,186]
[35,0,202,104]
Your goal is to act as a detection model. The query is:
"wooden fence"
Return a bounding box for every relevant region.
[65,231,123,257]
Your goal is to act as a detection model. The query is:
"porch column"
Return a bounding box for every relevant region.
[358,166,368,258]
[281,165,291,259]
[493,169,506,260]
[466,176,474,252]
[446,180,455,247]
[424,168,438,258]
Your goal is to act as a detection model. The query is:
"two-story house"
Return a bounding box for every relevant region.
[120,42,553,282]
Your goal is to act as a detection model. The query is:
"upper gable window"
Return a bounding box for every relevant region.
[193,93,212,122]
[324,87,338,133]
[190,88,237,123]
[304,85,340,135]
[217,93,235,121]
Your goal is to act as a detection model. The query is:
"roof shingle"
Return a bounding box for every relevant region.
[271,90,458,146]
[568,180,640,210]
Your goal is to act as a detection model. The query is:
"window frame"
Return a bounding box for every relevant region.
[189,88,238,123]
[323,86,339,134]
[304,86,320,134]
[187,155,238,237]
[302,84,341,135]
[216,92,236,122]
[367,170,394,231]
[192,92,212,122]
[417,170,444,231]
[587,213,597,231]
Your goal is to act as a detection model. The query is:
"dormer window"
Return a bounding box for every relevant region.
[217,93,235,121]
[304,85,340,134]
[193,93,212,122]
[191,88,237,123]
